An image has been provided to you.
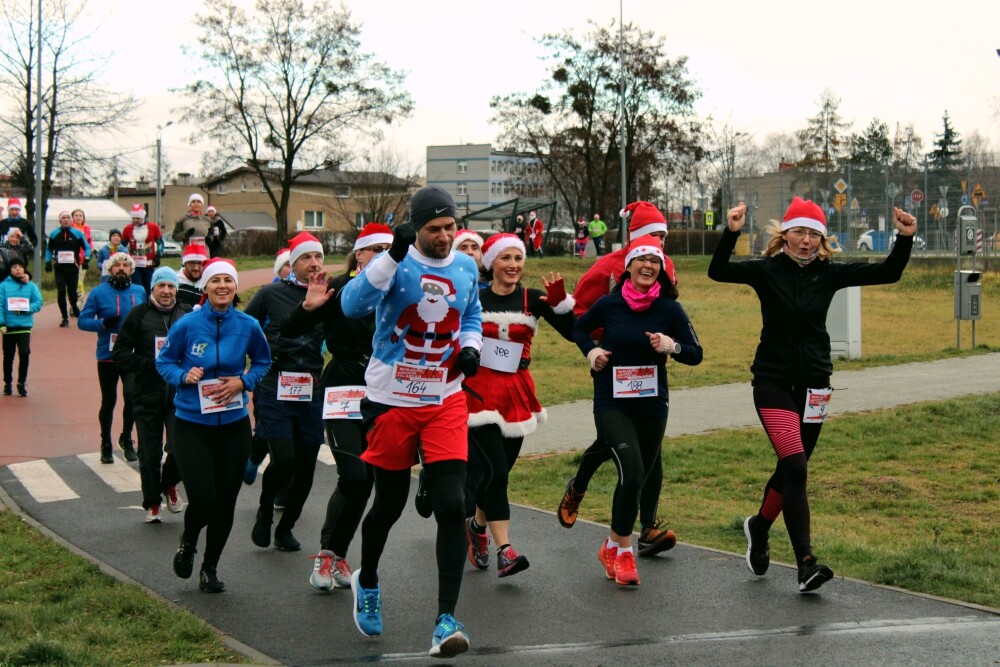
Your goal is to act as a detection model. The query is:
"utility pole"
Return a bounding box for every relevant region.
[156,121,174,225]
[32,0,43,284]
[618,0,627,247]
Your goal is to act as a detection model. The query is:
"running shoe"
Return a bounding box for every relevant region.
[199,566,225,593]
[743,516,770,576]
[614,550,640,587]
[351,569,382,637]
[251,507,272,548]
[273,530,301,552]
[173,534,197,579]
[557,476,585,528]
[2,384,10,396]
[465,517,489,570]
[331,554,353,589]
[99,441,113,464]
[429,613,469,658]
[310,550,334,591]
[798,558,834,593]
[496,545,530,578]
[16,383,26,397]
[119,434,137,462]
[274,494,286,511]
[637,519,677,557]
[145,505,161,524]
[164,486,184,514]
[597,541,618,580]
[414,469,432,518]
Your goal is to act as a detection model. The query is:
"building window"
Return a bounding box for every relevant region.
[216,183,227,194]
[335,185,350,198]
[304,211,324,229]
[457,182,467,196]
[457,161,468,174]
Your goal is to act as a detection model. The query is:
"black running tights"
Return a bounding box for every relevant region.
[596,410,667,537]
[96,361,133,443]
[320,419,374,557]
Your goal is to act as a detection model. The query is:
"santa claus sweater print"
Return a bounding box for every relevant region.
[340,245,483,408]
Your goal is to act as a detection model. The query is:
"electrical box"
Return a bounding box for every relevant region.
[959,213,978,254]
[954,271,982,321]
[827,286,862,359]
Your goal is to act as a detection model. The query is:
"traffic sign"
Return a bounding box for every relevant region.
[705,211,715,227]
[911,189,924,204]
[961,195,970,206]
[834,178,847,194]
[972,184,986,207]
[834,193,847,212]
[850,197,860,212]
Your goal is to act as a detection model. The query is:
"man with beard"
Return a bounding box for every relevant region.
[112,267,192,523]
[176,244,208,307]
[244,232,327,553]
[78,253,146,463]
[339,185,481,658]
[121,204,163,296]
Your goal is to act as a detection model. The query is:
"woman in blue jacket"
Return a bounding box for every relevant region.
[0,257,43,396]
[572,235,703,589]
[156,258,271,593]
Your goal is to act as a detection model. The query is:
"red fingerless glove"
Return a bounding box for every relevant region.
[545,278,567,305]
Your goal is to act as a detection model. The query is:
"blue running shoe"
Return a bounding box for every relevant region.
[243,458,259,486]
[429,613,469,658]
[351,569,382,637]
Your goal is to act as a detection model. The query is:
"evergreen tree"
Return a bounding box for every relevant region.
[927,111,964,173]
[796,89,850,171]
[848,118,893,170]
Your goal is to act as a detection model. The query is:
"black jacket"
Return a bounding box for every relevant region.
[281,272,375,387]
[112,301,193,409]
[708,228,912,384]
[0,217,37,246]
[245,278,325,375]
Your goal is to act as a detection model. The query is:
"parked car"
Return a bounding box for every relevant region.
[857,229,926,252]
[161,239,183,257]
[90,228,110,254]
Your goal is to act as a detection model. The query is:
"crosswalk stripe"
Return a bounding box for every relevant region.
[8,460,80,503]
[317,447,335,466]
[77,453,142,493]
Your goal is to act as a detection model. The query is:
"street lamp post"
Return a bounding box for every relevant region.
[156,121,174,225]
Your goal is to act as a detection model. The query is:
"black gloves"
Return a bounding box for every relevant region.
[152,254,161,268]
[457,346,480,378]
[102,316,121,330]
[388,223,416,262]
[44,261,52,272]
[82,260,89,270]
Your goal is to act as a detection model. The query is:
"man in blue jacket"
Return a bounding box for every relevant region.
[0,257,43,396]
[78,252,146,463]
[44,211,91,327]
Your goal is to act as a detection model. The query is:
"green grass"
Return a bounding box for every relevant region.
[510,393,1000,609]
[0,511,248,667]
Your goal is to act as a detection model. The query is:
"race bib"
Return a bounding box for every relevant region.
[57,251,75,264]
[803,387,833,424]
[108,333,118,352]
[323,385,365,419]
[277,371,313,401]
[154,336,166,359]
[133,256,148,268]
[7,297,29,312]
[390,361,446,405]
[189,236,206,247]
[198,378,244,414]
[479,337,524,373]
[612,365,658,398]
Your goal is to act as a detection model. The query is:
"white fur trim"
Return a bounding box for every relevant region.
[290,240,323,266]
[273,250,291,277]
[482,236,525,270]
[188,193,203,205]
[201,261,238,288]
[354,233,393,251]
[468,407,547,438]
[482,310,539,334]
[552,294,575,315]
[183,250,208,264]
[453,230,485,251]
[625,244,665,268]
[631,222,668,237]
[780,217,826,234]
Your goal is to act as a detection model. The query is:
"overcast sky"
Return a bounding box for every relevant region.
[68,0,1000,179]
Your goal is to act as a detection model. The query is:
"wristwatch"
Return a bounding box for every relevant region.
[672,342,681,355]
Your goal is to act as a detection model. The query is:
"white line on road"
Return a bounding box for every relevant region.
[8,460,80,503]
[77,453,142,493]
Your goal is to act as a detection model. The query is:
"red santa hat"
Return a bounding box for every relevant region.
[273,248,291,277]
[200,257,239,289]
[420,274,456,301]
[7,198,22,211]
[288,231,324,266]
[480,233,525,270]
[452,228,485,252]
[182,244,209,264]
[353,223,393,251]
[624,234,666,270]
[781,196,826,234]
[619,201,668,238]
[130,203,145,219]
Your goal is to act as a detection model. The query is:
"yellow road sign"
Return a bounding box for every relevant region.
[833,193,847,212]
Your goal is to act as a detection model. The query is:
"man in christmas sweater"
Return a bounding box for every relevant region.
[121,204,163,296]
[339,185,481,658]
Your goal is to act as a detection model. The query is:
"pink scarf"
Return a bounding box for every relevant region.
[622,278,660,312]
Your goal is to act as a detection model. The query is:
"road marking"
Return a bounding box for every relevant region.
[317,447,335,466]
[8,460,80,503]
[78,453,142,493]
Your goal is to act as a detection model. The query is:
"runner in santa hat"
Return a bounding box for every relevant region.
[121,203,163,297]
[710,198,915,594]
[243,231,328,554]
[279,221,391,592]
[461,232,576,578]
[571,233,703,588]
[272,247,292,282]
[559,200,680,558]
[176,243,209,307]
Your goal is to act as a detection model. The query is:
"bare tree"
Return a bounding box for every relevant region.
[796,89,851,170]
[328,144,421,244]
[756,132,802,172]
[179,0,413,247]
[701,117,756,214]
[0,0,136,234]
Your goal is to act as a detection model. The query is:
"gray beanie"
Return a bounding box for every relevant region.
[408,186,456,230]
